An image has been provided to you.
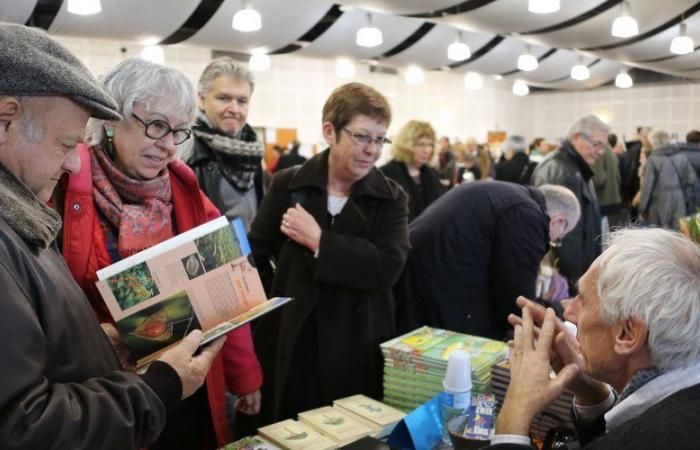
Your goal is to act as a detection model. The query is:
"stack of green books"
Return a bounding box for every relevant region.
[380,326,508,411]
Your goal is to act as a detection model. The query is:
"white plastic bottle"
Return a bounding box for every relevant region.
[441,349,472,445]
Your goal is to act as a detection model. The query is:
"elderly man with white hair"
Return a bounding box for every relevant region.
[532,115,609,287]
[495,135,536,185]
[488,227,700,449]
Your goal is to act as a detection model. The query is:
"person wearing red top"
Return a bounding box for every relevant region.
[56,57,262,449]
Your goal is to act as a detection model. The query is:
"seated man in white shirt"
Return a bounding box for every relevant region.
[488,227,700,450]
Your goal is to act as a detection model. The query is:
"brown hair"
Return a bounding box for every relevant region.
[686,130,700,144]
[391,120,436,165]
[322,82,391,138]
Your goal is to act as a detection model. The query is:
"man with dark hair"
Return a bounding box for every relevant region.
[0,23,223,449]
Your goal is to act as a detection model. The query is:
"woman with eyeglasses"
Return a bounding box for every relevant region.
[247,82,410,426]
[380,120,445,221]
[54,58,262,450]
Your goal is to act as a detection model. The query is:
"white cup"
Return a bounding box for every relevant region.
[443,349,472,393]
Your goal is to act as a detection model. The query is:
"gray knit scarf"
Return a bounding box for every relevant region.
[0,161,62,249]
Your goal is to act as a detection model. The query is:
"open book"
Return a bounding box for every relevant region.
[95,216,292,368]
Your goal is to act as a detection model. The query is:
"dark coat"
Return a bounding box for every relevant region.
[532,142,601,285]
[249,149,409,423]
[379,159,445,221]
[275,148,307,172]
[394,181,550,339]
[484,383,700,450]
[495,152,537,185]
[677,143,700,210]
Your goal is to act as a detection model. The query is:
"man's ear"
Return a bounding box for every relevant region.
[614,317,648,356]
[0,97,22,145]
[322,121,336,147]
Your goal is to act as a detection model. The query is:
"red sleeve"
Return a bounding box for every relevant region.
[221,324,263,395]
[199,190,221,222]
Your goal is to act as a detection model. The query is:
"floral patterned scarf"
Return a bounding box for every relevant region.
[91,147,174,258]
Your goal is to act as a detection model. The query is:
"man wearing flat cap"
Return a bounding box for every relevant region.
[0,23,225,449]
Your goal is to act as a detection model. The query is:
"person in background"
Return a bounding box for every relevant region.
[487,228,700,450]
[531,115,608,288]
[495,135,537,185]
[477,143,495,180]
[380,120,445,221]
[185,58,265,232]
[437,135,456,187]
[678,130,700,212]
[0,23,224,450]
[57,58,262,449]
[249,82,410,425]
[529,137,549,164]
[621,126,651,220]
[638,130,696,228]
[275,140,307,172]
[592,136,623,233]
[452,142,481,183]
[393,182,580,339]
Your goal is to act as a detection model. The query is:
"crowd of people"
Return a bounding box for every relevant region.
[2,22,700,450]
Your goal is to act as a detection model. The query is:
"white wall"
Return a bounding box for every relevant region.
[52,35,532,156]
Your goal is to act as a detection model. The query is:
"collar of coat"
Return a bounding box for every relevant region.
[560,140,595,181]
[0,160,62,249]
[290,148,398,200]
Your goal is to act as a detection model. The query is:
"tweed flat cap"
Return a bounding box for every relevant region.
[0,23,121,121]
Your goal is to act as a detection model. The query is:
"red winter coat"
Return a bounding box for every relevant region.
[59,145,263,447]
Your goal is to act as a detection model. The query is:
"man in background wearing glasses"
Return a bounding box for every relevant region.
[532,115,609,290]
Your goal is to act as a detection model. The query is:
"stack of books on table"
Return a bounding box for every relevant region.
[225,395,404,449]
[380,326,509,412]
[491,360,575,441]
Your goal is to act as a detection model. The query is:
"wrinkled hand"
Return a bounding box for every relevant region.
[100,323,135,372]
[496,308,579,436]
[158,330,226,399]
[281,203,321,253]
[235,389,261,415]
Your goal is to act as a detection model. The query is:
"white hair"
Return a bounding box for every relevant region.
[651,130,671,150]
[567,115,610,139]
[85,57,197,146]
[198,57,255,96]
[539,184,581,229]
[504,135,527,153]
[597,228,700,370]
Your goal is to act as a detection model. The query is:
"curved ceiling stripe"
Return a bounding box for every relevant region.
[520,0,622,35]
[582,1,700,51]
[634,44,700,63]
[404,0,498,19]
[269,4,344,55]
[541,58,602,83]
[498,48,557,76]
[25,0,64,30]
[159,0,226,45]
[445,35,505,69]
[379,23,435,59]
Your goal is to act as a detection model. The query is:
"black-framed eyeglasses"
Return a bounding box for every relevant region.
[342,128,392,148]
[132,113,192,145]
[580,133,605,150]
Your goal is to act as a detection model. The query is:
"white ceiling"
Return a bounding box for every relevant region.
[3,0,699,90]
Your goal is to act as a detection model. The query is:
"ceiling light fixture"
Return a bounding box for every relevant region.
[570,55,591,81]
[517,45,538,71]
[67,0,102,15]
[670,22,695,55]
[140,45,164,64]
[356,13,383,48]
[615,69,633,88]
[335,59,356,79]
[405,66,425,85]
[611,1,638,38]
[447,31,471,61]
[464,72,483,90]
[249,50,271,71]
[513,80,530,96]
[528,0,560,14]
[232,0,262,32]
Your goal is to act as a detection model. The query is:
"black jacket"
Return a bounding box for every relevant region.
[495,152,536,185]
[379,160,445,221]
[532,142,602,285]
[393,181,550,339]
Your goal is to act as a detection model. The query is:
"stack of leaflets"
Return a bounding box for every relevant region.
[258,420,337,450]
[298,406,375,447]
[380,327,508,411]
[95,216,293,368]
[491,361,574,441]
[218,436,281,450]
[332,394,406,439]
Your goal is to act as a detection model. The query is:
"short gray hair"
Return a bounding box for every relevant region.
[198,57,255,96]
[567,115,610,139]
[598,228,700,370]
[18,97,46,143]
[651,130,671,150]
[539,184,581,229]
[504,135,527,153]
[85,57,197,145]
